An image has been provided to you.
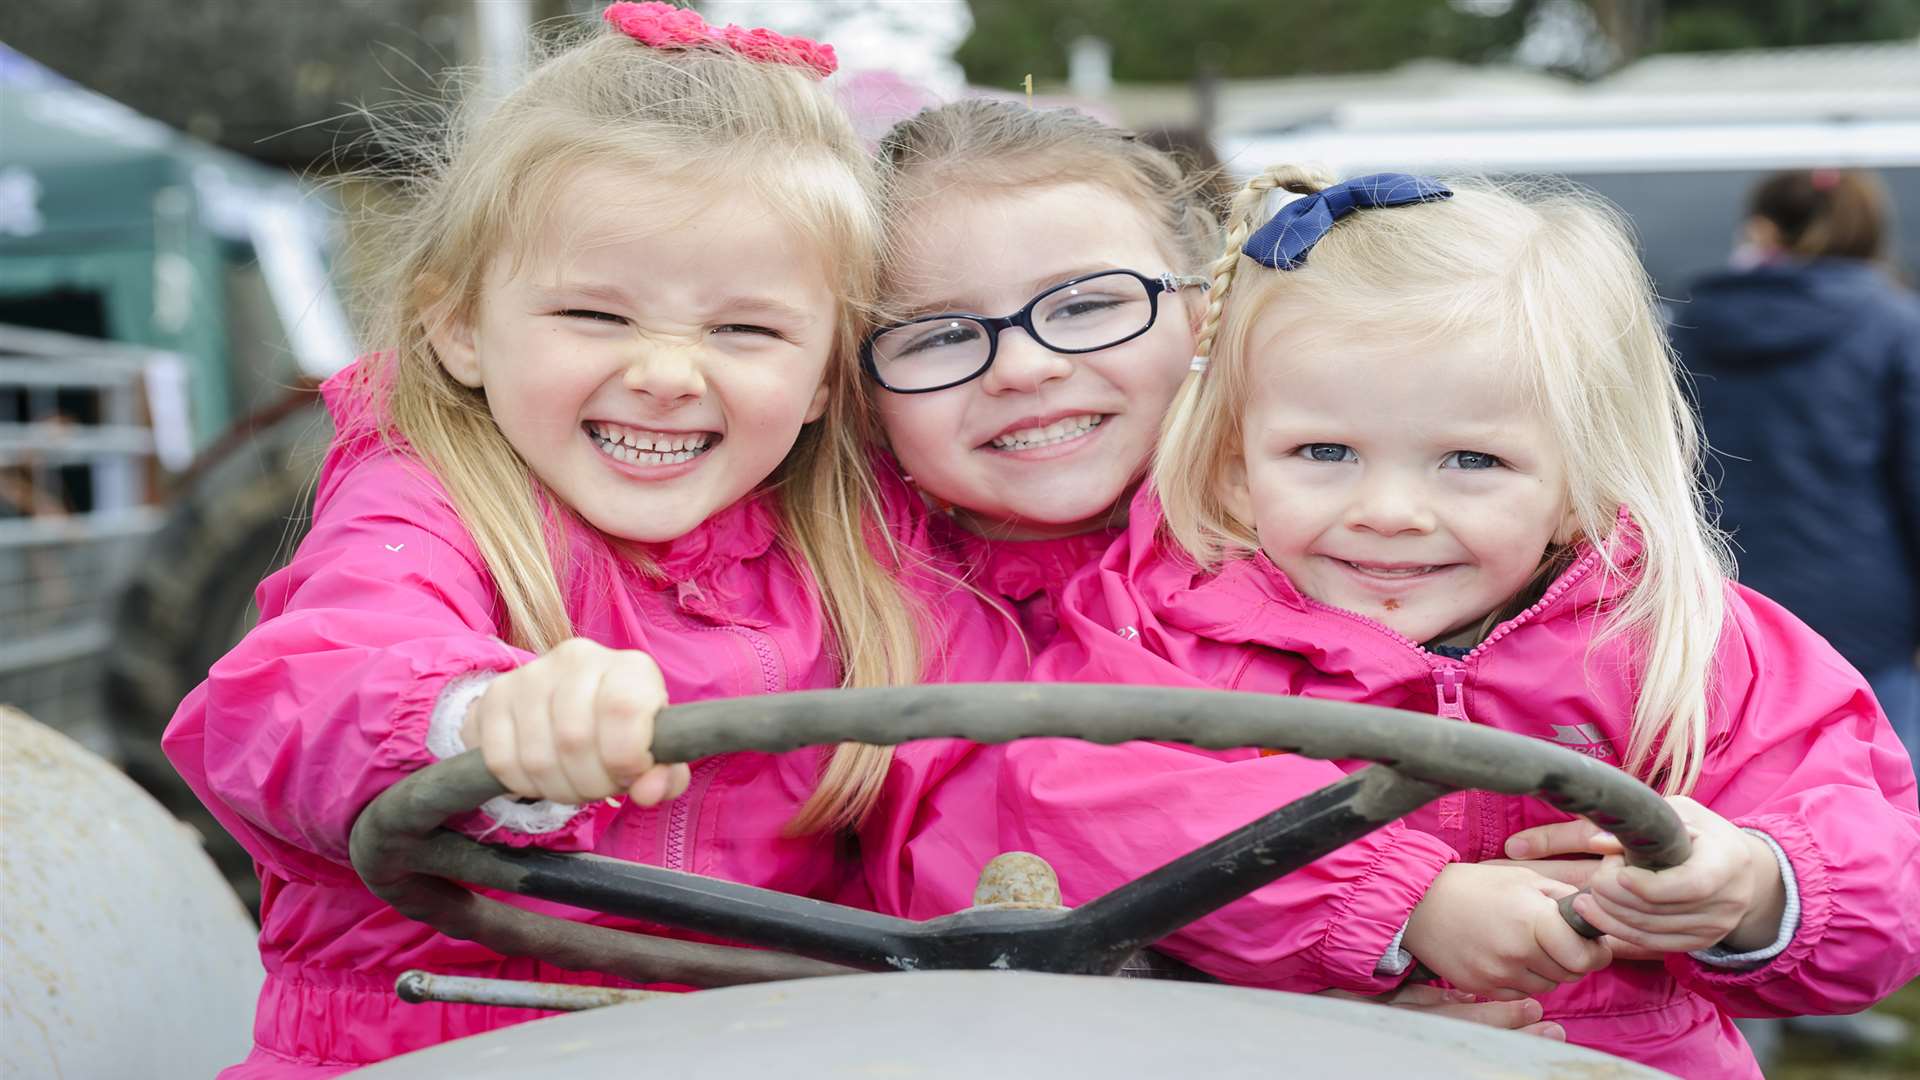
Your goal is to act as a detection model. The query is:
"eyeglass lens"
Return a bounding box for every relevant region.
[869,271,1156,391]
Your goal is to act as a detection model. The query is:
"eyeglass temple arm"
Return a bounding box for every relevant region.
[1161,273,1212,292]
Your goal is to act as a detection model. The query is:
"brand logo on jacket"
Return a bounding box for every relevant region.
[1547,723,1615,760]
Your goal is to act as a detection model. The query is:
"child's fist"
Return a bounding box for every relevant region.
[462,639,692,806]
[1520,797,1786,955]
[1404,863,1614,1000]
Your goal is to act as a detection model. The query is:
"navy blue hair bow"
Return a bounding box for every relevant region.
[1241,173,1452,270]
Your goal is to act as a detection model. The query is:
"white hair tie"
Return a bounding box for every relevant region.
[1258,185,1313,224]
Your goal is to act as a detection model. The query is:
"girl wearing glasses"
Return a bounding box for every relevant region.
[860,101,1216,649]
[857,101,1566,1039]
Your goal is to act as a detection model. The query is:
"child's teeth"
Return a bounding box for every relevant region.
[1347,562,1437,576]
[588,423,712,465]
[991,414,1102,450]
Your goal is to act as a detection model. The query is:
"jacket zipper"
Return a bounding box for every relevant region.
[723,623,784,696]
[1432,666,1468,720]
[1293,541,1607,664]
[1461,544,1609,659]
[1294,543,1612,859]
[664,757,721,872]
[658,580,786,872]
[1429,667,1472,846]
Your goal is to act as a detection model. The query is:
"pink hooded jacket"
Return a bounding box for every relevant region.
[1009,488,1920,1078]
[162,367,1021,1077]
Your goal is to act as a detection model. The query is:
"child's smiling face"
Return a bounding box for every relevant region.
[430,165,836,546]
[874,182,1200,539]
[1221,315,1574,646]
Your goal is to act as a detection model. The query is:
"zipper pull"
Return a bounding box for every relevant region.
[1432,667,1469,721]
[1429,667,1470,835]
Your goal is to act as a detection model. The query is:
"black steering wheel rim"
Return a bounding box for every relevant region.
[349,684,1687,989]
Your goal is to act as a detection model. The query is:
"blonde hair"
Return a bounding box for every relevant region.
[873,100,1221,303]
[356,22,920,831]
[1157,166,1734,794]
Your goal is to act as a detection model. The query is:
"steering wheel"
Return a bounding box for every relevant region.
[348,685,1687,991]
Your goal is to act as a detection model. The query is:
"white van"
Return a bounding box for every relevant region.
[1215,66,1920,294]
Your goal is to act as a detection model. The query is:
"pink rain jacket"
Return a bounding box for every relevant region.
[939,520,1120,650]
[857,463,1459,998]
[1009,488,1920,1078]
[869,452,1119,652]
[162,367,1021,1077]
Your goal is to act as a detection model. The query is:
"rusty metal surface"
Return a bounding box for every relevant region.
[355,971,1676,1079]
[0,707,262,1080]
[971,852,1063,908]
[395,970,669,1012]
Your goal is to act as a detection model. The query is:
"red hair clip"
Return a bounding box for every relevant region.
[602,3,838,78]
[1809,168,1842,191]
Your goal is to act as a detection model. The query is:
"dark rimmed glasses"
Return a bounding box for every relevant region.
[862,269,1209,394]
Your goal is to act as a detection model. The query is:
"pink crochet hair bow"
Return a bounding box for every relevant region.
[603,3,838,78]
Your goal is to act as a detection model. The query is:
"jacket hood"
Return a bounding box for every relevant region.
[1674,260,1887,371]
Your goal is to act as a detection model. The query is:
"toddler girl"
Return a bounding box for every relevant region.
[1034,166,1920,1076]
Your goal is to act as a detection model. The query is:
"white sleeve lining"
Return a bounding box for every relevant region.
[425,669,582,835]
[1375,920,1415,976]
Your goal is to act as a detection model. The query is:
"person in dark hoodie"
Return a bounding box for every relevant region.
[1673,167,1920,1067]
[1673,168,1920,762]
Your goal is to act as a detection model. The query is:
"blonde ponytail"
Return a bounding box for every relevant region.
[1192,166,1331,365]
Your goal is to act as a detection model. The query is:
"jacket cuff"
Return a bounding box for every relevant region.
[1315,828,1455,991]
[425,668,586,837]
[1691,828,1800,968]
[1678,813,1831,988]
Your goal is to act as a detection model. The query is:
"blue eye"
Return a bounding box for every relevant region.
[1444,450,1503,470]
[1299,443,1356,463]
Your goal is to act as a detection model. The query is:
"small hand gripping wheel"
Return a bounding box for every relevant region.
[349,685,1688,987]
